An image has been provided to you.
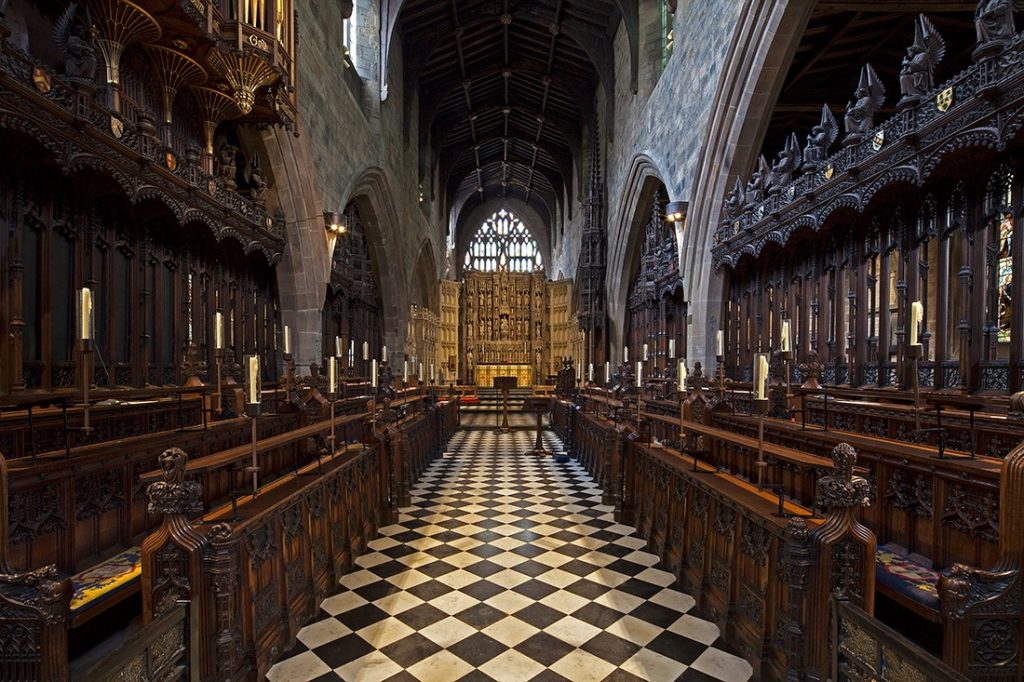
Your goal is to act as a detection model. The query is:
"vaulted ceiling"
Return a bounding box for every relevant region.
[383,0,636,239]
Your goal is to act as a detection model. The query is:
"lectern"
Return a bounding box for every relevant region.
[522,396,551,456]
[493,376,518,434]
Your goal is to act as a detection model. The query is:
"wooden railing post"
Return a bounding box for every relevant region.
[938,404,1024,680]
[141,447,211,677]
[807,442,876,680]
[0,451,72,682]
[784,517,812,681]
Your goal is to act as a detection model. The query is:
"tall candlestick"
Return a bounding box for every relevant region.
[636,361,643,388]
[328,356,336,395]
[283,326,291,355]
[716,330,724,357]
[910,300,923,346]
[430,363,435,382]
[754,353,769,400]
[335,336,343,357]
[419,362,424,380]
[214,311,223,350]
[679,360,687,389]
[363,341,369,361]
[624,346,629,363]
[781,319,791,353]
[77,288,94,341]
[247,355,260,405]
[371,359,378,388]
[643,344,649,362]
[669,339,676,359]
[403,361,409,383]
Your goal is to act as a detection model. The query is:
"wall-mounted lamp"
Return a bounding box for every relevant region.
[324,211,347,235]
[665,201,688,225]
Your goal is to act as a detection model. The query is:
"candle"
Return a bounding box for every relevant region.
[754,353,769,400]
[624,346,629,363]
[669,339,676,359]
[605,361,611,384]
[371,359,378,388]
[781,319,791,353]
[335,336,343,357]
[382,346,388,363]
[403,360,409,383]
[636,361,643,388]
[363,341,369,361]
[643,344,649,361]
[419,362,424,380]
[328,356,336,394]
[77,288,94,341]
[679,360,687,389]
[430,363,435,382]
[214,311,223,350]
[283,325,291,355]
[910,301,923,346]
[588,363,594,382]
[716,330,724,357]
[247,355,260,405]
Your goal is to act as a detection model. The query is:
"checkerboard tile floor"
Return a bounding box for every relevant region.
[267,418,753,682]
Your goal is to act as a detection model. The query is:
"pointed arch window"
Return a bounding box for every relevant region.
[464,210,543,273]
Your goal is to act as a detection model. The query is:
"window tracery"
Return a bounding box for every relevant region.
[464,210,543,273]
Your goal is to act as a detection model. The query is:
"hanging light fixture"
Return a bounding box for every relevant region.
[665,200,688,224]
[324,211,347,235]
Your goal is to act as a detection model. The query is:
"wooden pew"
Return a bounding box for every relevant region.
[138,403,455,680]
[555,398,877,680]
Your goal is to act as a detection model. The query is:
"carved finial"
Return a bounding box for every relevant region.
[147,447,202,516]
[816,443,872,509]
[181,342,207,382]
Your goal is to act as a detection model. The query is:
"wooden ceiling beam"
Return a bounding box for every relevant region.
[814,1,975,12]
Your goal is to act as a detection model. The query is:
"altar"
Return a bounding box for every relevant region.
[476,364,533,387]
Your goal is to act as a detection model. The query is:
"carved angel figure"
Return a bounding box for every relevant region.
[744,155,769,208]
[899,15,945,104]
[723,177,745,221]
[218,144,238,191]
[844,64,885,144]
[975,0,1017,49]
[802,104,839,172]
[769,133,801,193]
[52,2,97,81]
[247,155,269,200]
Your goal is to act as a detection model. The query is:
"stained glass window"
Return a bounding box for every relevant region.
[464,210,543,273]
[998,211,1013,343]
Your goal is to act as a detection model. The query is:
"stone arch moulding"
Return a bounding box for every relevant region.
[454,197,552,280]
[679,0,816,369]
[343,166,412,360]
[412,239,441,314]
[607,153,670,357]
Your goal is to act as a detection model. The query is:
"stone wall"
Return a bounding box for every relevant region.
[266,0,445,367]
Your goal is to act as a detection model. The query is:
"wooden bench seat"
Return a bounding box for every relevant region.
[875,543,943,623]
[69,547,142,627]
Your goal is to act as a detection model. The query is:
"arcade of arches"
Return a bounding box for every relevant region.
[2,1,1024,680]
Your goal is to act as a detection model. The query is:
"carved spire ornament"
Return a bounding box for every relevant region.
[898,14,945,110]
[843,64,885,146]
[801,104,838,172]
